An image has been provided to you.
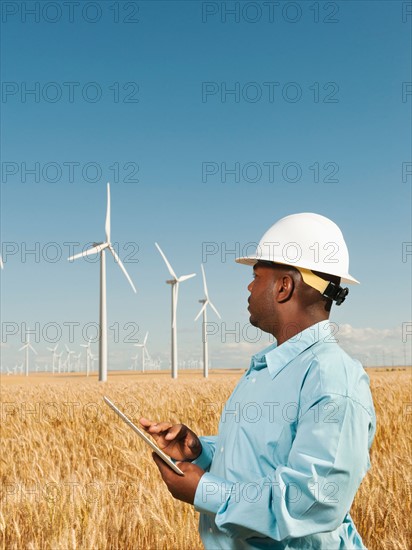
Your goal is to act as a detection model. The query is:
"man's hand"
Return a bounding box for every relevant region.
[139,418,202,461]
[152,453,204,504]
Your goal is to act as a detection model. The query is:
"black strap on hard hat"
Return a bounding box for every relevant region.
[257,261,350,306]
[322,282,349,306]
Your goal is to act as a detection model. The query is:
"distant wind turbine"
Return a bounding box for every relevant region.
[130,352,139,371]
[195,264,221,378]
[68,183,137,382]
[19,331,37,376]
[155,242,196,379]
[134,331,149,373]
[56,351,63,374]
[80,339,93,376]
[65,344,75,372]
[47,344,59,374]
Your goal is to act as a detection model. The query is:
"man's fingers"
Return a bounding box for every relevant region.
[139,417,153,431]
[164,424,184,440]
[152,453,175,480]
[148,421,173,434]
[139,418,173,435]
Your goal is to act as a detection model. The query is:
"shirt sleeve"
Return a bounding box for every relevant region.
[194,394,374,541]
[191,435,217,471]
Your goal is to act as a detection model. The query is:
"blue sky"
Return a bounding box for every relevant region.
[1,0,411,372]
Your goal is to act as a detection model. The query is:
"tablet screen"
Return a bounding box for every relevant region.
[103,396,184,476]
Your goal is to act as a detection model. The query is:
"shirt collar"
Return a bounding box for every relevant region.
[250,320,334,379]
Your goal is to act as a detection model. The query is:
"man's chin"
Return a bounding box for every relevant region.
[249,315,258,328]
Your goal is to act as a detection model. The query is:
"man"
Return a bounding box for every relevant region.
[140,213,376,549]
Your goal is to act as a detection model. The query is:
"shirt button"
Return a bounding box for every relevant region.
[209,528,213,533]
[251,378,256,383]
[220,446,224,452]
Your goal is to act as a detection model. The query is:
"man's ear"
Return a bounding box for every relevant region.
[275,274,295,303]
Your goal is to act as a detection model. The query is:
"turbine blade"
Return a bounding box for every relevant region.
[201,264,209,298]
[144,332,149,345]
[68,243,107,261]
[178,273,196,283]
[29,344,38,355]
[105,183,111,243]
[18,344,27,352]
[0,255,3,269]
[108,245,137,293]
[194,301,207,322]
[209,300,222,319]
[155,242,177,279]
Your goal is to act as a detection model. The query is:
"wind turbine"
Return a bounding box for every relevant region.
[130,352,139,370]
[54,351,63,374]
[80,339,93,376]
[47,344,59,374]
[64,344,75,372]
[68,183,137,382]
[195,264,221,378]
[19,331,37,376]
[155,242,196,379]
[134,331,149,373]
[90,351,97,373]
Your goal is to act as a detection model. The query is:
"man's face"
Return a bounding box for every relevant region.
[247,262,278,334]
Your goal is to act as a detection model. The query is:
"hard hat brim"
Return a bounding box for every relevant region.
[235,256,360,285]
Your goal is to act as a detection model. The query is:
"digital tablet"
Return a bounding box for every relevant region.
[103,396,184,476]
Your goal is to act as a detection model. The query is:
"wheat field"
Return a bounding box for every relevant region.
[1,368,411,550]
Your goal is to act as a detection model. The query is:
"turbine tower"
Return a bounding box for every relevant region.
[68,183,137,382]
[47,344,59,374]
[195,264,221,378]
[65,344,75,372]
[56,351,63,374]
[80,339,93,376]
[19,331,37,376]
[134,331,149,373]
[155,242,196,379]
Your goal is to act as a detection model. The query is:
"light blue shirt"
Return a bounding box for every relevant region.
[193,320,376,549]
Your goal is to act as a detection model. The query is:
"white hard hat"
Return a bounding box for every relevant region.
[236,213,359,285]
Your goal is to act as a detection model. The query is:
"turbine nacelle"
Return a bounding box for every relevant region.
[67,184,136,294]
[155,242,196,329]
